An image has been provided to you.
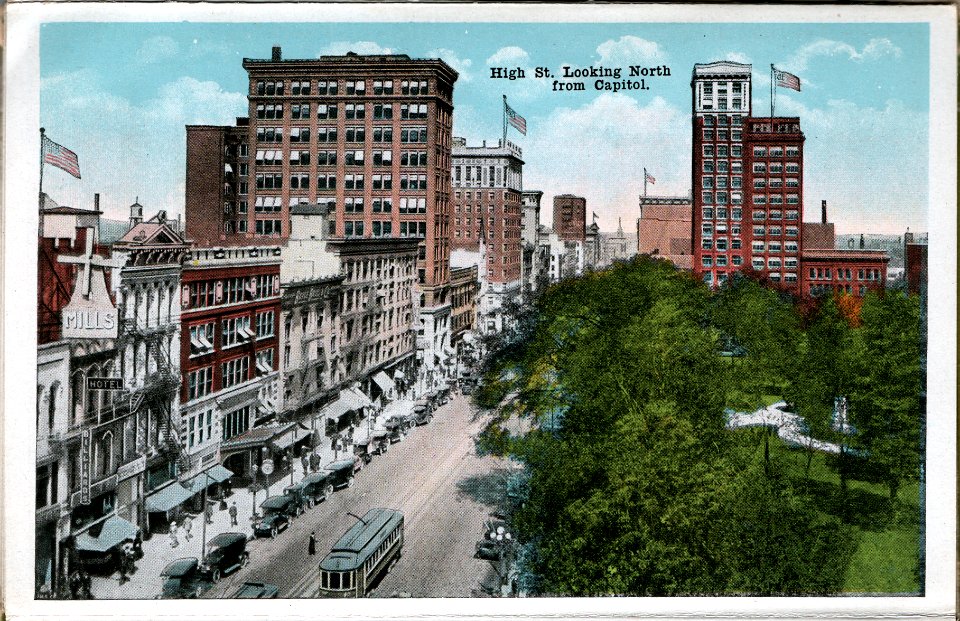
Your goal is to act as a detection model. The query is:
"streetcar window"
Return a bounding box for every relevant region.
[321,571,328,589]
[330,572,341,589]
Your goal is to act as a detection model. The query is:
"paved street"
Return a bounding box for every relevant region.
[196,393,511,598]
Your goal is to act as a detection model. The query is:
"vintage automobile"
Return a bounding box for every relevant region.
[254,495,298,538]
[200,532,249,582]
[474,540,503,561]
[461,377,478,395]
[412,399,433,426]
[371,430,391,454]
[292,471,335,508]
[159,558,206,599]
[353,439,375,465]
[233,581,280,598]
[324,458,358,489]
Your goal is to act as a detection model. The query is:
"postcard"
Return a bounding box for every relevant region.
[3,3,956,620]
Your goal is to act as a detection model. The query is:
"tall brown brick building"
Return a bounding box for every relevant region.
[185,47,459,383]
[553,194,587,242]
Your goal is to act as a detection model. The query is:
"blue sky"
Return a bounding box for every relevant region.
[40,21,929,234]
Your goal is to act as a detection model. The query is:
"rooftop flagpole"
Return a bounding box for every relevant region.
[39,127,46,236]
[770,64,775,118]
[502,95,508,146]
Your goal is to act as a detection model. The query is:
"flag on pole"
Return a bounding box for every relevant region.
[644,169,656,185]
[42,135,81,179]
[773,68,801,92]
[504,100,527,135]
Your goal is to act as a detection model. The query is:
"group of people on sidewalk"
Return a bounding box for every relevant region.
[168,501,239,549]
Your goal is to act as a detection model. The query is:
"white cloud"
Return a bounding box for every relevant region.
[318,41,395,56]
[136,36,179,64]
[773,94,926,234]
[523,93,689,231]
[782,37,902,73]
[595,36,667,65]
[427,48,473,82]
[486,46,530,66]
[40,70,246,221]
[724,51,752,64]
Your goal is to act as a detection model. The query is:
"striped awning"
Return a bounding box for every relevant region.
[373,371,395,394]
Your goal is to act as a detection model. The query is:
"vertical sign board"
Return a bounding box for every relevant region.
[80,428,92,505]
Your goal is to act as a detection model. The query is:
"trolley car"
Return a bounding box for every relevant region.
[318,508,404,598]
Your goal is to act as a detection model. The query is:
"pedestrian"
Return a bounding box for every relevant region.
[204,502,214,524]
[300,453,309,476]
[309,452,320,472]
[132,532,143,559]
[182,514,193,541]
[169,521,179,548]
[117,549,128,585]
[229,501,238,526]
[81,569,93,599]
[308,531,316,556]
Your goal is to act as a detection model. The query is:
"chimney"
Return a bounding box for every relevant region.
[272,46,282,61]
[94,193,100,213]
[821,199,827,224]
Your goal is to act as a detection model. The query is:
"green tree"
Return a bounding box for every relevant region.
[847,292,923,501]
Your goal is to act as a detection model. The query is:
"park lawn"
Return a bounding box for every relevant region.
[765,438,921,594]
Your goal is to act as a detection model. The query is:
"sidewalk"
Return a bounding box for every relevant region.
[90,397,416,599]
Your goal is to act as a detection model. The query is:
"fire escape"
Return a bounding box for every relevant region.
[118,313,190,475]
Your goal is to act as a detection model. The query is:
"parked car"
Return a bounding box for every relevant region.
[254,495,297,538]
[371,430,391,454]
[353,438,376,464]
[384,415,411,441]
[159,558,206,599]
[233,581,280,598]
[461,377,478,395]
[324,458,358,489]
[474,541,503,561]
[294,471,335,507]
[200,532,249,582]
[413,399,433,426]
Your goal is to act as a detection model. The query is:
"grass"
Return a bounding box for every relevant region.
[763,436,922,594]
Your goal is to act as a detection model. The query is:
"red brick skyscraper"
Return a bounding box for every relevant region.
[553,194,587,242]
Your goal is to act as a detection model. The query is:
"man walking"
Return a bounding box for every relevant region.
[169,521,179,548]
[204,502,214,525]
[229,501,238,526]
[182,514,193,541]
[308,531,316,556]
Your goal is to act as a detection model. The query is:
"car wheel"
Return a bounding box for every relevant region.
[211,569,221,583]
[347,476,354,488]
[194,585,203,598]
[325,484,334,498]
[241,553,249,568]
[270,526,278,539]
[306,498,314,509]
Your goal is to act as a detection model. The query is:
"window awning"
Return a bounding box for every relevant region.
[145,483,194,513]
[184,465,235,494]
[75,516,139,553]
[343,387,374,410]
[320,397,352,421]
[271,425,299,450]
[373,371,395,394]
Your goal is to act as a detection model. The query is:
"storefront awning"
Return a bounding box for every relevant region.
[271,425,300,450]
[185,465,234,493]
[145,482,194,513]
[373,371,395,394]
[343,386,374,410]
[320,397,352,421]
[75,516,139,553]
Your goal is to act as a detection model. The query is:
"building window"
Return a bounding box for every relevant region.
[256,311,275,339]
[222,406,251,441]
[187,366,213,401]
[344,221,365,238]
[256,349,274,376]
[223,315,253,348]
[189,323,215,357]
[222,356,250,389]
[316,104,338,120]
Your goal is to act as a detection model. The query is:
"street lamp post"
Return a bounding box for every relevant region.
[200,470,213,565]
[250,463,260,525]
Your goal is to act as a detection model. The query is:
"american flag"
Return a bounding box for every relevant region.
[645,169,656,184]
[504,100,527,135]
[42,135,81,179]
[774,69,801,92]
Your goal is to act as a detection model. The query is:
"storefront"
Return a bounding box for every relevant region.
[144,481,194,534]
[73,514,139,575]
[184,464,234,511]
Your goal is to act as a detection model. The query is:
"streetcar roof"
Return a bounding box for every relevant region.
[319,508,403,571]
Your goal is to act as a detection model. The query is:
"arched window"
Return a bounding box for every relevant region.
[71,370,85,424]
[48,382,59,433]
[95,431,114,478]
[101,362,115,406]
[37,386,44,433]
